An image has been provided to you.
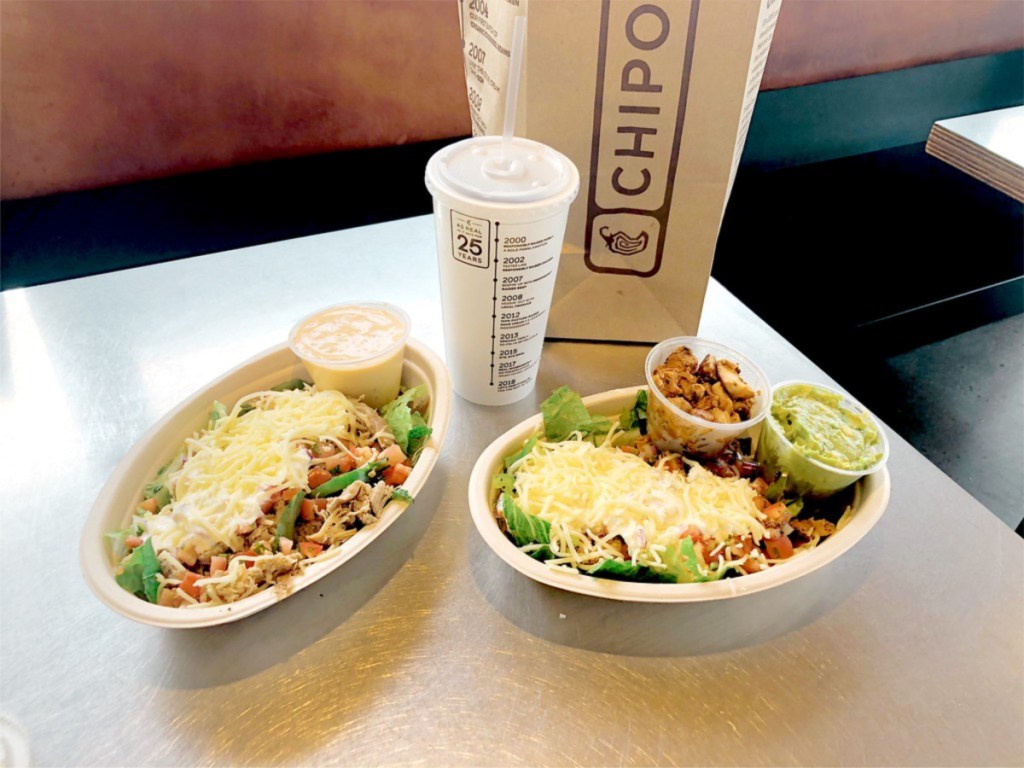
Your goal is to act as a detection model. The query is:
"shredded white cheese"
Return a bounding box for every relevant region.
[511,438,767,570]
[140,388,362,555]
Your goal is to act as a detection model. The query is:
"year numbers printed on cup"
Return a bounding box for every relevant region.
[450,212,491,269]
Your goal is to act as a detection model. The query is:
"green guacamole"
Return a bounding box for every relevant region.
[770,384,884,471]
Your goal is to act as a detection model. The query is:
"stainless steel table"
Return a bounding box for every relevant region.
[1,215,1021,767]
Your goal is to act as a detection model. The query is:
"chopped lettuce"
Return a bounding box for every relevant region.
[391,487,414,503]
[610,428,642,448]
[115,538,162,603]
[492,471,515,497]
[541,386,612,441]
[105,526,138,561]
[407,424,431,452]
[501,494,551,560]
[491,434,541,506]
[659,538,728,583]
[270,378,310,392]
[208,400,228,427]
[490,434,534,498]
[764,471,788,503]
[143,452,184,511]
[381,385,432,455]
[503,435,539,471]
[618,389,648,434]
[587,558,673,583]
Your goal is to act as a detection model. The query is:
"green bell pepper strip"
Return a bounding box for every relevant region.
[275,491,306,542]
[310,461,386,498]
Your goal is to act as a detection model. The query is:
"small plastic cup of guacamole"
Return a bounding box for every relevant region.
[756,380,889,498]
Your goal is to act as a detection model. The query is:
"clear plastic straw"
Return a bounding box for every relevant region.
[501,15,527,166]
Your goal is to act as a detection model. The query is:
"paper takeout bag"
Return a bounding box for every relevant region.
[459,0,781,342]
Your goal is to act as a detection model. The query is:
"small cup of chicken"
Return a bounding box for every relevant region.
[644,337,770,457]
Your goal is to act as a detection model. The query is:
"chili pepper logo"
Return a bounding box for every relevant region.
[599,226,649,257]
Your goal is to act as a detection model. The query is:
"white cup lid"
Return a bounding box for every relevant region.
[429,136,577,204]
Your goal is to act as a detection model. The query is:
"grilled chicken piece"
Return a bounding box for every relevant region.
[654,366,697,399]
[369,482,393,515]
[653,345,758,424]
[716,358,756,400]
[711,382,733,412]
[338,480,367,505]
[696,354,718,380]
[353,402,395,447]
[707,407,736,423]
[790,518,836,539]
[671,396,693,413]
[308,480,393,550]
[663,346,699,373]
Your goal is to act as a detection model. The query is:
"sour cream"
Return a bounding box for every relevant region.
[289,302,410,408]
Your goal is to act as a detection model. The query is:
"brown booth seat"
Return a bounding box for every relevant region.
[1,0,1021,200]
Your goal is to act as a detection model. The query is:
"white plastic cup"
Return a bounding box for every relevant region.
[288,302,410,409]
[756,380,890,498]
[644,337,771,457]
[425,136,579,406]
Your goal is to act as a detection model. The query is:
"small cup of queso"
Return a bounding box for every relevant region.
[288,302,411,408]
